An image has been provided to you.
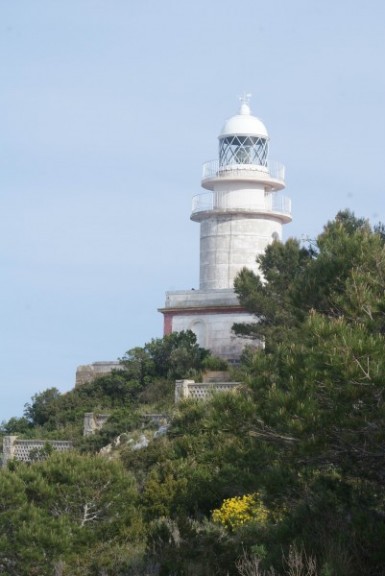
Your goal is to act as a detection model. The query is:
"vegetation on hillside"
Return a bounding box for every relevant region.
[1,211,385,575]
[1,330,209,446]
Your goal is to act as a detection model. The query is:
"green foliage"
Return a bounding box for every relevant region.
[24,387,62,427]
[0,416,31,435]
[234,214,385,488]
[234,210,385,346]
[233,237,311,345]
[76,407,140,453]
[229,211,385,574]
[1,331,210,448]
[146,516,238,576]
[29,441,55,462]
[3,213,385,574]
[201,355,229,371]
[0,452,142,575]
[121,329,210,381]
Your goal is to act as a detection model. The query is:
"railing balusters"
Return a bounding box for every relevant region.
[191,191,291,217]
[202,159,285,182]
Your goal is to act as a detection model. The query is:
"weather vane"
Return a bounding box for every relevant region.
[239,92,252,106]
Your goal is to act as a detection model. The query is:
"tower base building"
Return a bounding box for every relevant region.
[160,97,291,360]
[160,288,252,361]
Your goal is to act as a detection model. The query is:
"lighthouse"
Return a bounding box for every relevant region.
[160,96,291,360]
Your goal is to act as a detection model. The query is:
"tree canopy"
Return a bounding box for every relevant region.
[234,210,385,345]
[2,212,385,575]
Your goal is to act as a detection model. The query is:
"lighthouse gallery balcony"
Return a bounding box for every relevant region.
[201,159,286,192]
[191,189,292,223]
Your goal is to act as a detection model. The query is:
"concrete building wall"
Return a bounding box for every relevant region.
[170,310,253,359]
[161,288,258,360]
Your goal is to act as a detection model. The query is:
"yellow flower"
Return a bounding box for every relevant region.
[211,493,270,530]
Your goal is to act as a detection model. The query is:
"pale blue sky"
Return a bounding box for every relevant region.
[1,0,385,420]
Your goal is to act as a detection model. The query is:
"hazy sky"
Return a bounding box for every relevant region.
[1,0,385,420]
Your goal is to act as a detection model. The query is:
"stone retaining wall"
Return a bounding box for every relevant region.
[83,412,110,436]
[75,361,123,387]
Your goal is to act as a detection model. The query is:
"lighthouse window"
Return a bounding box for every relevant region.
[219,135,268,167]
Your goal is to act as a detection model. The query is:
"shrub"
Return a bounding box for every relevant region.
[212,493,269,531]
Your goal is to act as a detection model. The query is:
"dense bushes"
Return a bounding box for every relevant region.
[1,213,385,574]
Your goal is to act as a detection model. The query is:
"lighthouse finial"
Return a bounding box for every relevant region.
[239,92,252,115]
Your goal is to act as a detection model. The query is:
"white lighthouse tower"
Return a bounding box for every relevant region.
[160,97,291,360]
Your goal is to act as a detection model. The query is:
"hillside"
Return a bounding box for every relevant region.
[1,211,385,576]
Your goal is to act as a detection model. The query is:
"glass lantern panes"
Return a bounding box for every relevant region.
[219,135,268,167]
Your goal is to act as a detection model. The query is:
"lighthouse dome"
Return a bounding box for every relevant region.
[219,101,268,139]
[218,98,269,168]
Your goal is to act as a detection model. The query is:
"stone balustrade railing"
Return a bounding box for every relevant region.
[2,436,73,467]
[175,379,240,402]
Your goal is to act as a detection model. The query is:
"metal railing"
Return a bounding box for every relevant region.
[191,191,291,217]
[192,192,214,213]
[202,159,285,182]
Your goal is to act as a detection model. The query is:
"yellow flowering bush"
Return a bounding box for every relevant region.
[211,493,269,530]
